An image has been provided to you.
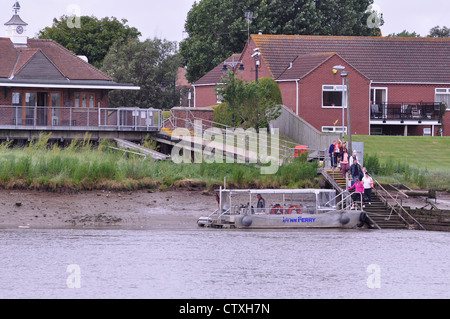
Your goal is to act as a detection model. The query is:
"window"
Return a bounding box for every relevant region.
[89,93,95,108]
[25,93,36,124]
[370,88,387,105]
[217,92,224,104]
[12,92,22,124]
[74,92,96,108]
[51,93,62,125]
[322,126,347,133]
[12,92,22,106]
[82,93,87,108]
[435,88,450,110]
[25,93,36,107]
[75,93,80,108]
[322,85,347,108]
[51,93,61,107]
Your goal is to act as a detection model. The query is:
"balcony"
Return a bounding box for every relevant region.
[370,102,443,122]
[0,105,162,132]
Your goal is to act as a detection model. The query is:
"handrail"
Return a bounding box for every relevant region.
[338,191,363,210]
[323,190,345,208]
[108,146,147,160]
[166,111,325,162]
[374,180,426,230]
[0,105,162,131]
[321,169,344,193]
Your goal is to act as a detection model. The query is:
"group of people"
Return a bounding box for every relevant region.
[328,139,373,207]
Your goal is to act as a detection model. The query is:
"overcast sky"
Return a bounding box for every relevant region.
[1,0,448,43]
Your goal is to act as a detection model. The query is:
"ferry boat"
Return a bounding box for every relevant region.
[197,188,370,229]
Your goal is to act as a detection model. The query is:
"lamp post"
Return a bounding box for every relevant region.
[252,48,261,83]
[333,65,348,138]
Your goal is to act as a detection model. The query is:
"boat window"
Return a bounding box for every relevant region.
[317,191,337,210]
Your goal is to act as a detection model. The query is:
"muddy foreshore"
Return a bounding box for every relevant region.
[0,189,215,230]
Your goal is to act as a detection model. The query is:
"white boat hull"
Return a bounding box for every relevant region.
[198,211,367,229]
[234,211,364,229]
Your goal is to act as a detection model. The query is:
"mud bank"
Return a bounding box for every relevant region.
[0,190,215,230]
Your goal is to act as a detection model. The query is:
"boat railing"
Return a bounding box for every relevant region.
[324,190,352,210]
[328,190,364,210]
[343,191,363,210]
[208,208,220,218]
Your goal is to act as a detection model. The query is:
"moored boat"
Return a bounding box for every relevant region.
[197,188,370,229]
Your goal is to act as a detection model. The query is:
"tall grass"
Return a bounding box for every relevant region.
[0,136,320,192]
[364,153,449,191]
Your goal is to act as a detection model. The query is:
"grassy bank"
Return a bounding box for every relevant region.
[0,137,319,192]
[352,135,450,171]
[352,136,450,191]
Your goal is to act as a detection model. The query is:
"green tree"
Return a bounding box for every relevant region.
[37,16,141,68]
[180,0,382,83]
[387,30,421,37]
[428,25,450,38]
[101,38,180,109]
[217,73,282,129]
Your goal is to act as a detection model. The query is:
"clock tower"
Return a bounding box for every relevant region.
[4,1,28,47]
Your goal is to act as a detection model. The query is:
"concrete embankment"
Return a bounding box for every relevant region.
[407,209,450,232]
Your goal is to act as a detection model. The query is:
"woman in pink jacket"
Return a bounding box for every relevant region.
[347,178,364,206]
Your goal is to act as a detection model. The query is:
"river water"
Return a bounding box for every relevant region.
[0,227,448,299]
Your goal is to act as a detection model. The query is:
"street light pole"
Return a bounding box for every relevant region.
[253,49,261,131]
[252,48,261,83]
[333,65,348,139]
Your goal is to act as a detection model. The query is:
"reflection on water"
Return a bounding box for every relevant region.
[0,228,449,299]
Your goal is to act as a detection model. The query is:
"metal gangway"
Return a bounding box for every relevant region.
[161,108,326,164]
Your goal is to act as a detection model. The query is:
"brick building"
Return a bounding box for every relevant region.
[193,34,450,137]
[0,2,139,127]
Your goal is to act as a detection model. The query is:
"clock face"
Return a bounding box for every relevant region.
[16,26,23,34]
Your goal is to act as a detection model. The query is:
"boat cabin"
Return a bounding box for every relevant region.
[218,189,338,216]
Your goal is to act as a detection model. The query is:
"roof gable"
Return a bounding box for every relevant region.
[252,35,450,83]
[0,37,112,82]
[14,50,65,80]
[195,53,242,85]
[27,39,112,81]
[277,52,335,80]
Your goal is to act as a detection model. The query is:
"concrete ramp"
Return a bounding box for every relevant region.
[114,138,170,161]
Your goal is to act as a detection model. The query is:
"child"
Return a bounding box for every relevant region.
[347,178,364,208]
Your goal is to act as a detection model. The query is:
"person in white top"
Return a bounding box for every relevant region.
[362,172,374,205]
[349,150,359,166]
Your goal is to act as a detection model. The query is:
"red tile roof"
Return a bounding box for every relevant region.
[0,38,19,78]
[252,35,450,83]
[277,52,337,80]
[195,54,242,85]
[0,37,112,81]
[27,39,111,81]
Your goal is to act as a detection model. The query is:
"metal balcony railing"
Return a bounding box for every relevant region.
[0,105,162,131]
[370,102,443,121]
